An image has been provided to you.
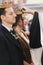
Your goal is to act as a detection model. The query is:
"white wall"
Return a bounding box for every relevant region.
[26,0,43,4]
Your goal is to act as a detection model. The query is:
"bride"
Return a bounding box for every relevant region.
[13,14,34,65]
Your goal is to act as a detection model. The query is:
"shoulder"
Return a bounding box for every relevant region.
[0,26,5,41]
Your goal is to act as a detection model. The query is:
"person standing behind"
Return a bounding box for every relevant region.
[0,1,24,65]
[29,11,42,65]
[23,17,30,36]
[13,14,34,65]
[22,8,42,65]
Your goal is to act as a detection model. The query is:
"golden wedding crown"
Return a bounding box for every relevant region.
[0,0,11,8]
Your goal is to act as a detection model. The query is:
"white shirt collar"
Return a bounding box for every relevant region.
[2,24,13,32]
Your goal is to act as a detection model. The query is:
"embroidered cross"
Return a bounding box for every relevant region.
[10,31,18,40]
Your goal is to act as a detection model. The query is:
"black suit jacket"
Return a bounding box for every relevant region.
[29,12,42,48]
[0,25,24,65]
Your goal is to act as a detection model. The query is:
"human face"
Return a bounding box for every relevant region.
[23,18,28,25]
[18,19,23,27]
[4,7,16,25]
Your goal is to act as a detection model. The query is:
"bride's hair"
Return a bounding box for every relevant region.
[12,14,23,27]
